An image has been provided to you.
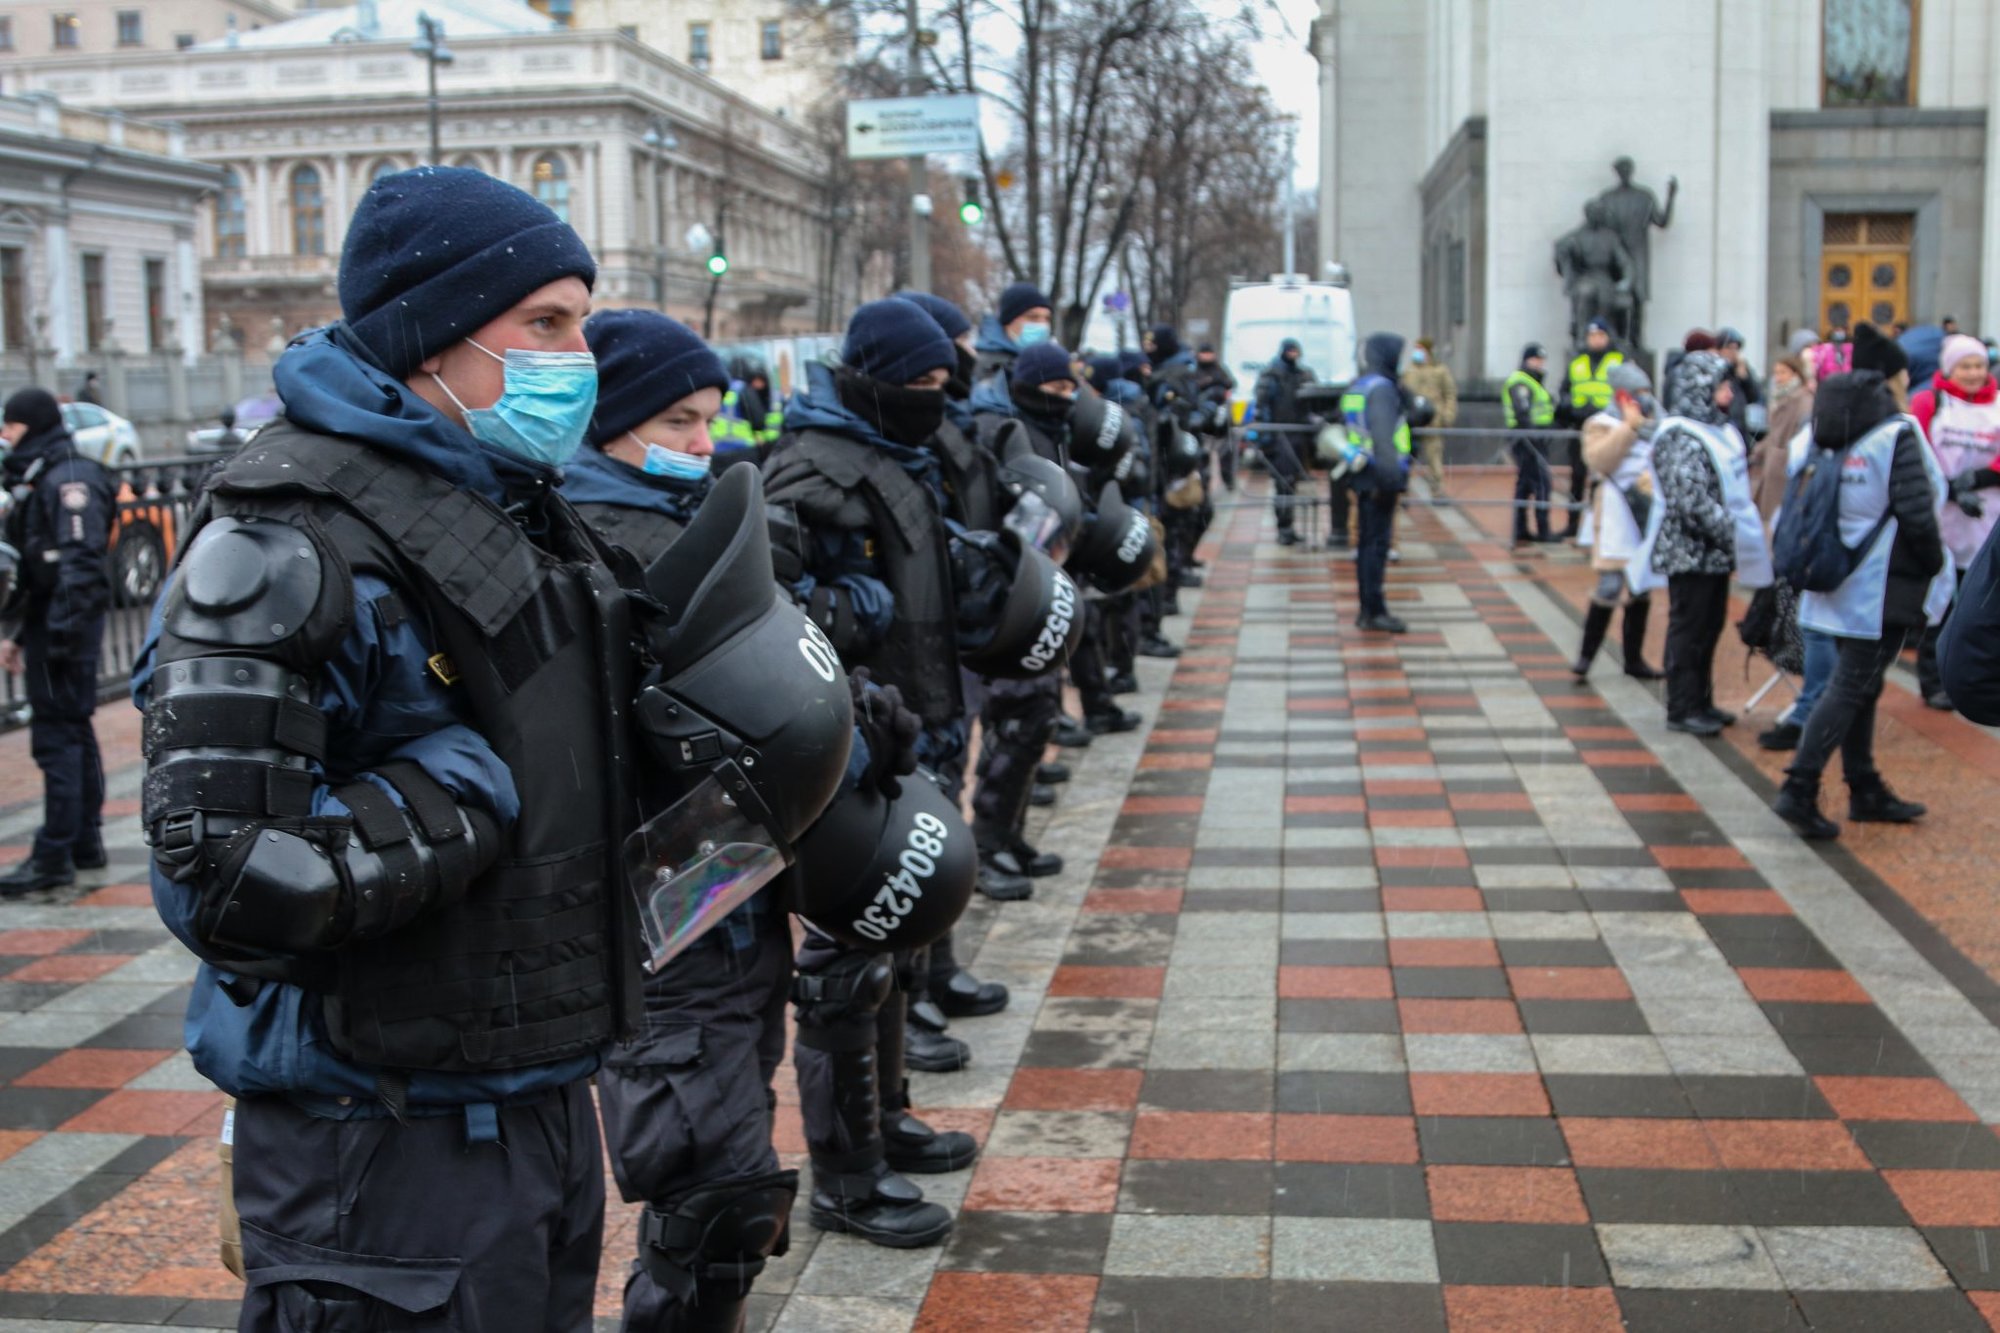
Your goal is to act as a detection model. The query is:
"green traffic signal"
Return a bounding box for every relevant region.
[959,199,984,226]
[706,253,729,276]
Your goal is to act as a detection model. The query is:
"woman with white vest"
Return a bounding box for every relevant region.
[1571,362,1665,680]
[1773,337,1949,840]
[1909,334,2000,708]
[1638,350,1771,736]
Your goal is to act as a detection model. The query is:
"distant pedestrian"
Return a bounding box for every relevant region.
[74,372,102,406]
[1339,333,1412,633]
[1773,326,1947,838]
[1752,356,1814,522]
[1255,338,1316,546]
[1572,362,1663,680]
[1402,337,1457,497]
[1642,350,1770,736]
[1910,333,2000,708]
[1503,343,1556,545]
[1557,320,1623,536]
[0,388,114,894]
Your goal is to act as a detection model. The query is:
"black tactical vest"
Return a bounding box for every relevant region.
[168,422,643,1073]
[773,429,962,726]
[932,419,999,532]
[572,501,688,568]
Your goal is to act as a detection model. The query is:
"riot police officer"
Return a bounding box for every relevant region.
[765,300,1079,1248]
[972,282,1055,382]
[136,167,647,1331]
[0,388,114,894]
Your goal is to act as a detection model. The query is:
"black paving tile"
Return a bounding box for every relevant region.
[1277,999,1401,1035]
[1850,1121,2000,1169]
[1922,1226,2000,1290]
[1116,1160,1276,1216]
[1574,1168,1743,1224]
[1140,1070,1274,1113]
[1780,1031,1936,1078]
[1615,1289,1809,1333]
[1391,967,1510,999]
[1517,1000,1652,1035]
[1415,1116,1570,1167]
[1543,1075,1692,1119]
[1280,939,1389,967]
[938,1210,1113,1274]
[1758,1001,1899,1037]
[1496,939,1616,968]
[0,1085,105,1130]
[1274,1071,1411,1117]
[1268,1282,1445,1333]
[1269,1162,1428,1218]
[1790,1290,1986,1333]
[1430,1221,1610,1286]
[1677,1075,1836,1120]
[1721,1168,1912,1226]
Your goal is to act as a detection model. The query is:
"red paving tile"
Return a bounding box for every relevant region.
[1815,1076,1980,1122]
[1449,792,1536,812]
[1390,939,1502,968]
[962,1157,1121,1212]
[1736,967,1872,1004]
[1579,749,1662,767]
[1882,1170,2000,1226]
[1128,1111,1273,1160]
[72,883,155,907]
[1703,1120,1871,1171]
[1273,1114,1419,1164]
[1398,999,1523,1034]
[1612,792,1703,812]
[1081,888,1184,913]
[916,1273,1099,1333]
[16,1049,173,1089]
[1148,728,1218,746]
[1048,965,1166,998]
[0,929,91,956]
[1410,1074,1551,1118]
[1286,794,1368,814]
[1277,966,1395,999]
[1444,1285,1625,1333]
[0,1130,39,1164]
[1562,1118,1720,1170]
[1376,847,1471,868]
[1096,846,1193,872]
[1680,888,1794,916]
[1119,796,1206,815]
[1651,845,1751,870]
[1426,1165,1590,1224]
[1382,886,1483,912]
[8,953,133,984]
[60,1090,225,1136]
[1966,1290,2000,1330]
[1004,1069,1144,1113]
[1137,752,1212,771]
[1506,966,1632,1001]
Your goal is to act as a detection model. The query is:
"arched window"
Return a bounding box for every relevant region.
[450,153,486,175]
[531,153,569,223]
[215,168,246,259]
[369,157,402,184]
[290,164,325,256]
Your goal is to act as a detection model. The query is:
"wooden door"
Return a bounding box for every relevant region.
[1820,213,1913,333]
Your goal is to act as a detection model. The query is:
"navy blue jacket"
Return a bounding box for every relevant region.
[135,325,598,1115]
[2,424,113,657]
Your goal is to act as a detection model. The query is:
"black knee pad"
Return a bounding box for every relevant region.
[639,1168,800,1308]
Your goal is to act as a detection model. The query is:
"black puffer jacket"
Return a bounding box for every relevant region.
[1813,372,1942,630]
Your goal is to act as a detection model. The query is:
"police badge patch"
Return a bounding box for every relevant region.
[59,482,90,511]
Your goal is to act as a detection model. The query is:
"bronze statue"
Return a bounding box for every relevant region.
[1554,200,1634,348]
[1591,156,1676,348]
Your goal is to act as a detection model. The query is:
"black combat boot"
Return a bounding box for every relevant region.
[879,1010,978,1173]
[1085,704,1142,734]
[1037,761,1071,785]
[0,858,73,898]
[1848,776,1925,824]
[1773,774,1839,840]
[1052,715,1093,748]
[808,1163,953,1248]
[929,933,1008,1018]
[1572,602,1614,679]
[1621,596,1665,679]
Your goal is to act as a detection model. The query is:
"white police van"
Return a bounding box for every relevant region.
[1221,270,1358,423]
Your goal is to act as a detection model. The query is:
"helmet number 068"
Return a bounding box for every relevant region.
[852,810,951,942]
[798,618,840,683]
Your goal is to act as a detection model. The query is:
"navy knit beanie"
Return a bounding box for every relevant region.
[1086,354,1122,389]
[2,388,62,436]
[1117,349,1148,380]
[997,281,1052,327]
[338,166,597,379]
[584,309,729,448]
[1013,342,1075,388]
[842,299,954,386]
[893,290,971,341]
[1148,324,1181,361]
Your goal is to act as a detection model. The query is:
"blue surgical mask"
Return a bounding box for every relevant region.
[1411,348,1428,365]
[1016,322,1052,348]
[432,338,597,469]
[637,437,712,483]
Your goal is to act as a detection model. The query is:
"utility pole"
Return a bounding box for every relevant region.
[905,0,930,292]
[411,14,453,164]
[1280,118,1298,277]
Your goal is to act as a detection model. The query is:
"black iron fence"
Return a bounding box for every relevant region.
[2,456,215,730]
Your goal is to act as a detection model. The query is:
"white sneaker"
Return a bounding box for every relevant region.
[1387,548,1401,563]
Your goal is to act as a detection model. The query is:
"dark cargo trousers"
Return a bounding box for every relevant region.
[232,1079,604,1332]
[597,919,794,1331]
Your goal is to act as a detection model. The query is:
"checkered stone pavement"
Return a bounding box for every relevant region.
[4,477,2000,1331]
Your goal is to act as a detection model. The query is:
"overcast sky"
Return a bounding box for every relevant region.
[1243,0,1321,193]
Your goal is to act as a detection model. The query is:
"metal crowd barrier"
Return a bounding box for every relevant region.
[2,455,216,730]
[1227,422,1591,520]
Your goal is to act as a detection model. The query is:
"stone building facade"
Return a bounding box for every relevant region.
[4,6,851,348]
[1313,0,2000,382]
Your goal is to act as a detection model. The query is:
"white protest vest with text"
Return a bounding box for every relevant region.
[1799,415,1955,639]
[1626,417,1770,593]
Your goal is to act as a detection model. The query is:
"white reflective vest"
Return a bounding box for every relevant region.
[1798,415,1955,639]
[1628,418,1770,594]
[1927,389,2000,570]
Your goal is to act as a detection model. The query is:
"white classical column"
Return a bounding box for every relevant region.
[45,213,76,365]
[329,152,352,253]
[175,230,201,365]
[1982,11,2000,332]
[252,157,274,256]
[1711,0,1770,350]
[1312,2,1339,272]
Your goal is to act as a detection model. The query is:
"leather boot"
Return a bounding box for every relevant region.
[1037,761,1071,785]
[880,1013,978,1172]
[928,933,1008,1018]
[1106,670,1140,695]
[1573,602,1614,679]
[0,858,73,898]
[1848,777,1925,824]
[1774,774,1839,840]
[71,834,107,871]
[808,1162,952,1248]
[1085,704,1142,734]
[1004,835,1062,878]
[1028,783,1057,807]
[1621,596,1665,679]
[893,981,967,1073]
[976,852,1033,901]
[1052,715,1093,748]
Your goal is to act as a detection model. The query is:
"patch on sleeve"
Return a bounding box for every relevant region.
[59,482,90,512]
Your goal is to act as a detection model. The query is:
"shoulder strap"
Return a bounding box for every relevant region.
[216,423,547,637]
[791,431,933,553]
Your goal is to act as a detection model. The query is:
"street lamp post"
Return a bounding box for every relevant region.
[410,14,454,164]
[642,115,680,310]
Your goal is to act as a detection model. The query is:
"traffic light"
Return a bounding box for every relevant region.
[706,252,729,277]
[959,176,984,226]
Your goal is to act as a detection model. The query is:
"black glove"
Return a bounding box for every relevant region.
[849,667,921,798]
[1951,470,1985,518]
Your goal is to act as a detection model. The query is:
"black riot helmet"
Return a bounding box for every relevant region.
[997,451,1084,553]
[1066,391,1135,472]
[634,464,854,849]
[785,768,975,950]
[959,527,1084,678]
[1158,418,1204,480]
[1068,480,1157,593]
[1405,394,1437,429]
